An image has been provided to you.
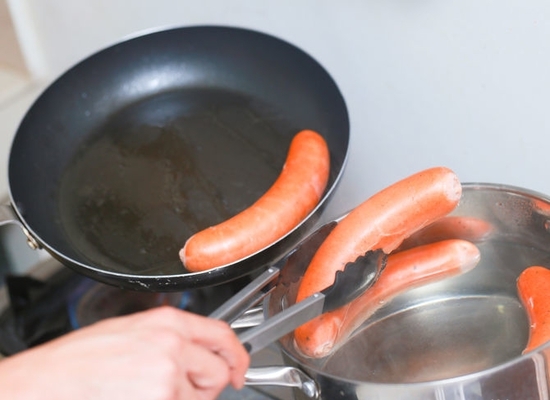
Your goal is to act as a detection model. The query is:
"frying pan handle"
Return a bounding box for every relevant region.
[0,204,19,227]
[0,204,41,249]
[245,366,319,399]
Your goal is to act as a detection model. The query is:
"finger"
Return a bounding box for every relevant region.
[180,340,233,400]
[133,307,250,387]
[103,307,249,389]
[176,312,250,388]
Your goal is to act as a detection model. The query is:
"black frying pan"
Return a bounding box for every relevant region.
[4,26,349,291]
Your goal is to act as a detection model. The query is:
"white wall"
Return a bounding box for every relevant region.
[5,0,550,222]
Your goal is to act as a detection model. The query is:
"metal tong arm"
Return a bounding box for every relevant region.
[209,266,280,324]
[238,292,325,354]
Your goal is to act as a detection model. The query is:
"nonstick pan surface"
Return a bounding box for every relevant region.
[7,26,349,291]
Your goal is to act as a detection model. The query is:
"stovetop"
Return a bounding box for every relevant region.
[0,257,292,399]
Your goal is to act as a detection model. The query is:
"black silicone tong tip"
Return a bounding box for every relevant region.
[320,249,387,313]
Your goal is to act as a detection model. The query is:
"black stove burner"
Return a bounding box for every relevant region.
[0,265,242,356]
[67,279,187,329]
[0,268,81,355]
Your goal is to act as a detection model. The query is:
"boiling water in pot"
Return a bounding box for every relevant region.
[319,240,541,383]
[275,185,550,388]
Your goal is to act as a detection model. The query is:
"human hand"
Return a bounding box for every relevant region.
[0,306,250,400]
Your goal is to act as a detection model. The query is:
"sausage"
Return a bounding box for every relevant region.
[294,239,480,358]
[293,166,463,357]
[296,166,462,303]
[180,129,330,272]
[397,216,493,251]
[517,266,550,353]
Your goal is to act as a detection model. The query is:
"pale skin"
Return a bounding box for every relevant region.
[0,306,250,400]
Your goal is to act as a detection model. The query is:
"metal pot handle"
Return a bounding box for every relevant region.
[0,204,40,249]
[245,366,320,399]
[230,306,265,329]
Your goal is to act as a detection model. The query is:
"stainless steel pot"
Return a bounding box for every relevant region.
[244,183,550,400]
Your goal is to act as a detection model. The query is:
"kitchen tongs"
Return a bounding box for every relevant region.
[210,249,387,354]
